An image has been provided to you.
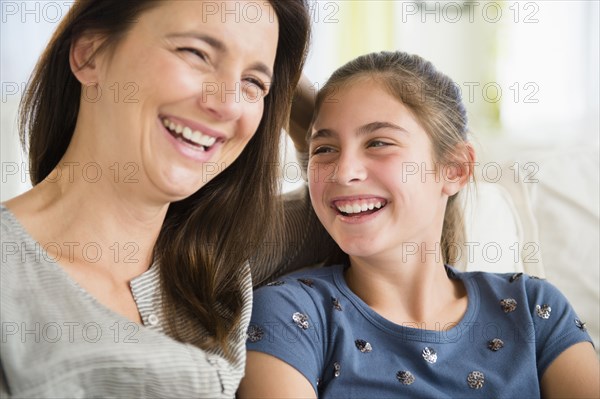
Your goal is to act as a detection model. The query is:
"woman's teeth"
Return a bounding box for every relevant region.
[336,201,384,215]
[162,118,217,149]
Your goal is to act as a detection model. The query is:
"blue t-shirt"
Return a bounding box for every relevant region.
[246,265,593,398]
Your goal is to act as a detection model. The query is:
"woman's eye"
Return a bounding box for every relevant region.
[178,47,209,62]
[244,77,267,93]
[242,78,268,100]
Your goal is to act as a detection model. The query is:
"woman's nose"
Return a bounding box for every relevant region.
[198,77,244,121]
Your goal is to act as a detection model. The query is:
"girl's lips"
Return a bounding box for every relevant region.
[328,195,389,224]
[330,196,388,212]
[334,203,387,225]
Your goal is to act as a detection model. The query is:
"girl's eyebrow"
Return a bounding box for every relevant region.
[358,121,410,136]
[166,32,273,79]
[311,121,410,141]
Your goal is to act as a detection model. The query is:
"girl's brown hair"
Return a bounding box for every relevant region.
[19,0,311,354]
[312,51,471,266]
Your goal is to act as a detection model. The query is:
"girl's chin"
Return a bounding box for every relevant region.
[337,242,381,259]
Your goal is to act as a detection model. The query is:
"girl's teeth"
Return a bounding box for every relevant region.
[337,201,385,214]
[191,131,202,143]
[183,126,193,140]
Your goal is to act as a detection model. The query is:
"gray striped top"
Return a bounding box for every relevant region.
[0,189,334,398]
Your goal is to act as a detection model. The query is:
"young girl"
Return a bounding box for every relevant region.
[239,51,599,398]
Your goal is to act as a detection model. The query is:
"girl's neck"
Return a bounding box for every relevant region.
[344,253,467,330]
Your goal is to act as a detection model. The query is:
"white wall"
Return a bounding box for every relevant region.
[2,1,598,199]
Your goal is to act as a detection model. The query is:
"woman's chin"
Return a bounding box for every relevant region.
[151,173,207,203]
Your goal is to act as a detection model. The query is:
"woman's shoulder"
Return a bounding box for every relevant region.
[1,203,19,236]
[1,204,33,266]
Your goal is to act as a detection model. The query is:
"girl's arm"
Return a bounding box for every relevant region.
[238,352,317,399]
[540,342,599,398]
[288,74,315,153]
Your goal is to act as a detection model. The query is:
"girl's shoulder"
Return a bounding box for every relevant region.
[456,267,563,301]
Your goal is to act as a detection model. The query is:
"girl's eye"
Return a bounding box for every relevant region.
[311,146,335,156]
[368,140,391,148]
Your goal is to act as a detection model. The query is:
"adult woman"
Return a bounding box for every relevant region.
[240,52,599,398]
[0,0,325,397]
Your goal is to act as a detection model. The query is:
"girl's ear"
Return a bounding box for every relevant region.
[442,142,476,197]
[69,33,105,85]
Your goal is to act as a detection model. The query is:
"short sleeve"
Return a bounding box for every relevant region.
[246,279,326,393]
[526,277,594,378]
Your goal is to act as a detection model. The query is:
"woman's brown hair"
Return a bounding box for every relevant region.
[312,51,471,267]
[19,0,311,354]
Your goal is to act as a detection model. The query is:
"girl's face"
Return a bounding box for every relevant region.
[308,78,458,262]
[80,1,278,202]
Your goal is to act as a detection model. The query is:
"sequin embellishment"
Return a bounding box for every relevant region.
[422,347,437,364]
[396,371,415,385]
[488,338,504,351]
[246,325,264,343]
[535,304,551,319]
[500,298,517,313]
[292,312,309,329]
[575,319,587,331]
[355,339,372,353]
[298,278,314,287]
[266,281,285,286]
[467,371,485,389]
[333,362,341,378]
[509,273,523,283]
[332,297,342,311]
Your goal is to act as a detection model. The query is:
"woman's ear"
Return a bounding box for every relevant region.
[442,142,476,197]
[69,33,105,85]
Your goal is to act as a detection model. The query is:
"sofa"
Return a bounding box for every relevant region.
[459,136,599,352]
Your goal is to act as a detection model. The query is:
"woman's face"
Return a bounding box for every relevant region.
[86,0,278,202]
[308,78,456,262]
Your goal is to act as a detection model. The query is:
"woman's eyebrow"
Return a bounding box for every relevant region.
[166,32,273,79]
[167,32,226,52]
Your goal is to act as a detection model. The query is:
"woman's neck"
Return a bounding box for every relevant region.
[344,252,467,330]
[4,162,168,281]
